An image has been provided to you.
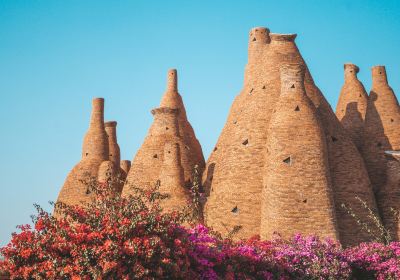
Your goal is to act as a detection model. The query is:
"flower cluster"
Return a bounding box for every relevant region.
[0,181,399,279]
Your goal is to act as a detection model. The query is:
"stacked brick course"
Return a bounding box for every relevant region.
[336,63,368,151]
[261,64,338,240]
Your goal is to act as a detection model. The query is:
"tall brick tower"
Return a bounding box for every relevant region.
[158,142,189,211]
[203,27,378,246]
[56,98,113,206]
[159,69,205,177]
[261,64,338,240]
[123,70,204,196]
[362,66,400,193]
[335,63,368,150]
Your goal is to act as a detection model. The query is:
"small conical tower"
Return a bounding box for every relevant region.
[160,69,205,176]
[123,71,204,196]
[363,66,400,193]
[158,142,188,211]
[335,63,368,150]
[56,98,110,207]
[261,64,338,240]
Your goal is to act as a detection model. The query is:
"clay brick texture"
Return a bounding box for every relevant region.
[203,27,379,247]
[336,63,369,151]
[55,27,400,246]
[122,70,205,202]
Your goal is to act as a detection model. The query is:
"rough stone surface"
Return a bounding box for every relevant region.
[362,66,400,194]
[56,98,111,207]
[261,64,338,240]
[336,63,368,151]
[203,27,378,246]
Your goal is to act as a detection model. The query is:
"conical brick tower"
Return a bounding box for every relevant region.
[362,66,400,193]
[123,70,204,195]
[159,69,205,177]
[56,98,112,207]
[158,142,189,211]
[336,63,368,150]
[261,64,338,240]
[203,27,378,246]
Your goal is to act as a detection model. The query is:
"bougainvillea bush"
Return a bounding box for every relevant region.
[1,181,399,280]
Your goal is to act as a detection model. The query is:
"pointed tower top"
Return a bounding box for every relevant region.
[372,65,388,87]
[159,69,183,110]
[249,27,270,44]
[167,69,178,92]
[344,63,360,80]
[82,97,108,160]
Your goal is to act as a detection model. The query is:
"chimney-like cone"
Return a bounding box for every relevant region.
[344,63,359,80]
[280,63,306,94]
[167,69,178,92]
[105,121,121,166]
[372,65,389,88]
[120,160,131,174]
[260,63,338,240]
[158,142,187,211]
[90,98,105,129]
[82,98,109,160]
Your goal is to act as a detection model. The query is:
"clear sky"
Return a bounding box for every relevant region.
[0,0,399,246]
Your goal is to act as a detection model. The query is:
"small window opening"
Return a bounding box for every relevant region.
[153,154,158,158]
[331,136,338,142]
[86,188,90,195]
[249,88,254,95]
[85,153,89,156]
[380,72,382,74]
[350,70,353,73]
[262,85,266,89]
[168,150,171,154]
[166,127,169,130]
[391,119,394,122]
[252,38,256,42]
[110,154,113,157]
[359,94,362,97]
[185,145,190,150]
[233,120,237,124]
[283,156,291,164]
[377,142,382,147]
[231,206,239,214]
[291,84,295,89]
[213,147,218,152]
[242,139,249,146]
[295,106,300,111]
[302,199,307,203]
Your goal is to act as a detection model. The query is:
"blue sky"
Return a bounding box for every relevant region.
[0,0,399,246]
